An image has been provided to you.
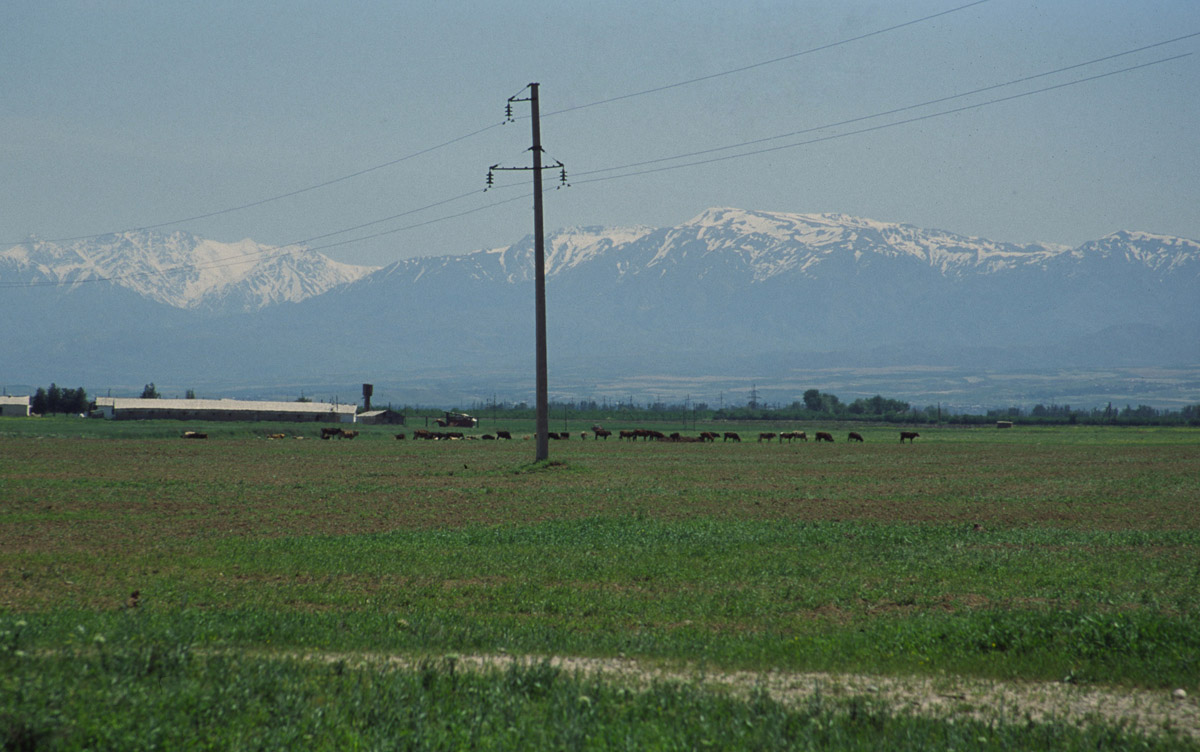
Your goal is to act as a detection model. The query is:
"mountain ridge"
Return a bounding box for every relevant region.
[2,208,1196,404]
[0,230,378,313]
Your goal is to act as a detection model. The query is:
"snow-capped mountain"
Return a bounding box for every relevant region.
[2,208,1196,393]
[0,230,378,312]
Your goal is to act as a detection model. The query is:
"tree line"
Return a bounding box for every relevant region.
[448,388,1200,427]
[30,384,89,415]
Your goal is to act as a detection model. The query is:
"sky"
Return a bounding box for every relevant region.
[3,1,1198,269]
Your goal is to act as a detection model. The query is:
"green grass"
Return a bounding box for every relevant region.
[3,628,1195,751]
[2,419,1199,746]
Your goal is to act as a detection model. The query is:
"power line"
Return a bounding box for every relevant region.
[0,190,532,290]
[6,49,1190,291]
[541,0,995,118]
[573,53,1192,186]
[577,32,1200,179]
[2,121,507,248]
[2,1,992,247]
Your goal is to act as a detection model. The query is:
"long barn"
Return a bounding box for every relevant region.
[93,397,357,423]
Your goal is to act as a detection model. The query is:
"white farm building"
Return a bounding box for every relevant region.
[93,397,357,423]
[0,395,31,417]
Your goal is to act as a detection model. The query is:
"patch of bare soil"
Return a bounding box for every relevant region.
[276,650,1199,741]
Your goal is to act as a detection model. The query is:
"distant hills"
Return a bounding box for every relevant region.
[2,208,1197,406]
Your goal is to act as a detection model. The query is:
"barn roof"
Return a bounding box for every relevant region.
[94,397,356,416]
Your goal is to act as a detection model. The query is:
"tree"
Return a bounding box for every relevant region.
[185,389,196,399]
[141,383,160,399]
[803,389,822,411]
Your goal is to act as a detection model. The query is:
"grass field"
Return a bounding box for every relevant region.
[2,417,1198,748]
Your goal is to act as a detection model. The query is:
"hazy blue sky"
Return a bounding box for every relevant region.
[3,1,1198,267]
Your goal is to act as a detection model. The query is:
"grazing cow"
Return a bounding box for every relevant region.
[482,434,495,440]
[648,430,666,441]
[547,432,561,440]
[781,431,807,443]
[900,431,920,443]
[182,431,207,439]
[699,431,719,442]
[339,430,359,440]
[321,426,342,440]
[394,433,406,440]
[758,432,777,443]
[619,430,636,441]
[593,429,612,440]
[848,432,864,442]
[723,432,741,442]
[413,429,433,440]
[815,432,835,442]
[496,430,512,440]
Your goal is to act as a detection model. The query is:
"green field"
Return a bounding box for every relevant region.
[2,418,1198,748]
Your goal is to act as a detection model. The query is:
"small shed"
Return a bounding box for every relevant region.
[357,409,406,425]
[0,396,31,417]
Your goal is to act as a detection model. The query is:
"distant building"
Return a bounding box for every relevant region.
[357,409,406,425]
[0,396,31,417]
[93,397,357,423]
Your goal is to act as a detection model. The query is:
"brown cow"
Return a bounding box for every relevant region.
[758,432,777,442]
[900,431,920,443]
[320,426,342,440]
[848,432,864,442]
[815,432,834,442]
[593,429,612,440]
[619,430,636,440]
[723,432,741,442]
[339,430,359,440]
[394,432,406,440]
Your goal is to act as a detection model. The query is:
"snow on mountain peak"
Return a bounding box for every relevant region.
[0,230,378,311]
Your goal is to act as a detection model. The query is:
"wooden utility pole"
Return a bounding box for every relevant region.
[488,83,567,462]
[529,83,549,461]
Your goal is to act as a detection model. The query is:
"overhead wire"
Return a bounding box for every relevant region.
[4,44,1192,290]
[573,53,1193,186]
[3,0,994,247]
[541,0,995,118]
[577,32,1200,179]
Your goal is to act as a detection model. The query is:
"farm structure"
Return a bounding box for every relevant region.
[93,397,358,423]
[357,409,407,425]
[0,395,31,417]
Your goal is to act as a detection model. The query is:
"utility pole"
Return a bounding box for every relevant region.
[488,83,567,462]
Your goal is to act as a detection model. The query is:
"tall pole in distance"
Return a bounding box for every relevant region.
[487,84,566,462]
[529,83,549,461]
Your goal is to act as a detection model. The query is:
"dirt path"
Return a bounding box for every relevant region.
[279,650,1198,740]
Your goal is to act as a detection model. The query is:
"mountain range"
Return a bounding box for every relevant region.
[2,208,1197,407]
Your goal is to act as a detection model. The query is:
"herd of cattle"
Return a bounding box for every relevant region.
[187,427,922,443]
[392,426,920,443]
